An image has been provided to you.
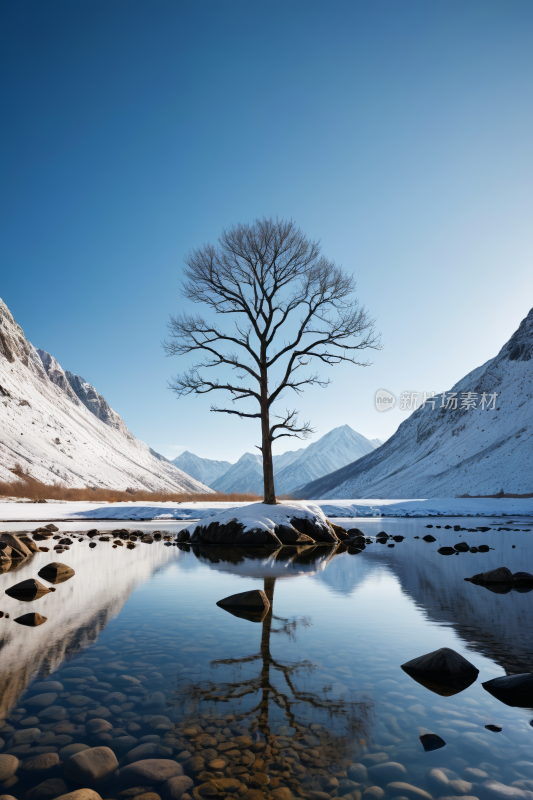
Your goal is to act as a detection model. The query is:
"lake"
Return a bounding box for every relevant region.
[1,516,533,800]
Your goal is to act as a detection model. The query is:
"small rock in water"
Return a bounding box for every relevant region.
[438,547,455,556]
[401,647,479,696]
[454,542,470,552]
[465,567,513,584]
[89,543,97,549]
[216,590,270,616]
[5,579,52,601]
[419,733,446,752]
[422,535,436,542]
[25,778,69,799]
[14,613,47,627]
[38,562,75,584]
[485,724,502,732]
[117,759,184,786]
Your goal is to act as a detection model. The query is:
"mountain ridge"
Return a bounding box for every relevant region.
[293,307,533,499]
[0,298,211,493]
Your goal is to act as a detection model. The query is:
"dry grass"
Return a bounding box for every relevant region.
[0,466,262,504]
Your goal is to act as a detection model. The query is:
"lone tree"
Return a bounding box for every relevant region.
[164,217,380,504]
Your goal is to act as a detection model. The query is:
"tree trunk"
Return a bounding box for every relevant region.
[260,366,276,504]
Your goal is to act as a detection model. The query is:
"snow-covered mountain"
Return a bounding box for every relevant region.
[211,452,264,494]
[294,307,533,499]
[274,424,378,494]
[172,451,232,487]
[207,425,379,495]
[0,298,211,493]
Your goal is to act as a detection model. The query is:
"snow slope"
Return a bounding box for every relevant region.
[294,307,533,500]
[172,450,232,488]
[0,298,211,493]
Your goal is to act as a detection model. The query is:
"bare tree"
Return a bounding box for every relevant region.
[163,217,381,504]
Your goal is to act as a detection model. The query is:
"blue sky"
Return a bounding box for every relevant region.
[2,0,532,462]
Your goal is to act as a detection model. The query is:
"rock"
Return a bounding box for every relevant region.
[275,525,315,545]
[513,573,533,584]
[160,777,194,800]
[8,727,41,746]
[438,548,456,555]
[448,780,473,795]
[422,535,436,543]
[59,743,91,761]
[0,533,33,558]
[14,613,47,627]
[20,752,60,771]
[338,779,361,796]
[478,545,490,552]
[401,647,479,696]
[0,756,18,782]
[86,719,113,734]
[63,746,119,784]
[54,792,103,800]
[348,764,368,783]
[479,780,533,800]
[362,789,385,800]
[38,563,75,584]
[25,778,69,799]
[117,760,183,786]
[26,694,58,709]
[271,790,293,800]
[482,674,533,708]
[386,785,432,800]
[5,579,51,601]
[419,733,446,752]
[367,763,407,783]
[453,542,470,552]
[485,724,502,732]
[176,532,190,543]
[30,681,64,693]
[427,769,450,789]
[190,518,282,549]
[465,568,514,584]
[216,590,270,616]
[126,744,159,762]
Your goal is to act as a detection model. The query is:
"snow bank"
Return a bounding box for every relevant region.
[0,497,532,522]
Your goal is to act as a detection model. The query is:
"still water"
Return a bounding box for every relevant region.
[1,517,533,800]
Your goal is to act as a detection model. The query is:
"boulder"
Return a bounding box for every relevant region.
[401,647,479,696]
[63,746,119,784]
[177,531,190,543]
[465,567,514,584]
[422,535,436,542]
[38,563,75,584]
[160,776,194,800]
[513,572,533,584]
[0,755,19,782]
[216,590,270,616]
[15,612,47,627]
[438,547,456,556]
[482,673,533,708]
[5,578,52,601]
[26,778,69,799]
[117,759,183,786]
[419,733,446,752]
[20,752,60,771]
[454,542,470,552]
[55,792,102,800]
[0,533,33,558]
[188,502,338,548]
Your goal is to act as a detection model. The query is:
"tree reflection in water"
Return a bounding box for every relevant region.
[172,562,374,792]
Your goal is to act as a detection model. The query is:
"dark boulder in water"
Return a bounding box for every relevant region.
[216,589,270,621]
[485,724,502,732]
[438,547,455,556]
[6,579,52,601]
[420,733,446,752]
[513,572,533,584]
[401,647,479,696]
[422,535,436,542]
[454,542,470,552]
[15,612,47,627]
[38,562,75,584]
[483,673,533,708]
[465,567,513,584]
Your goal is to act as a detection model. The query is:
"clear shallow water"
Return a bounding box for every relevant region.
[1,518,533,800]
